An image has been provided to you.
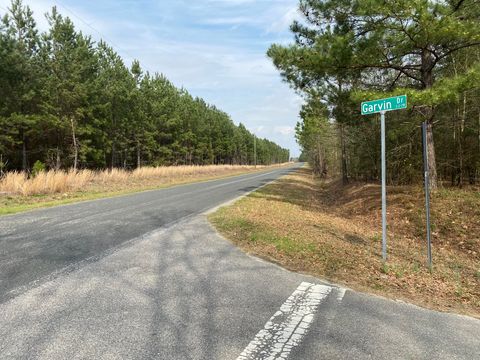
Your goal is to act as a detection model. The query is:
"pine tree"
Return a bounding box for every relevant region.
[269,0,480,189]
[0,1,290,171]
[1,0,42,170]
[41,7,98,170]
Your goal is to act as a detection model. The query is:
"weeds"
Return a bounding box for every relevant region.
[381,263,390,274]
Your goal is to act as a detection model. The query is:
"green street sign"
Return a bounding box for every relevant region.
[361,94,408,261]
[361,95,407,115]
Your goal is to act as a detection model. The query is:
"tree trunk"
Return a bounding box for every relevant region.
[452,108,457,186]
[136,141,141,169]
[316,142,324,177]
[340,124,348,184]
[476,111,480,184]
[110,112,117,170]
[56,147,61,170]
[22,130,27,171]
[425,120,437,189]
[70,118,78,171]
[459,91,467,187]
[421,49,438,190]
[322,148,328,177]
[0,154,4,176]
[111,141,116,170]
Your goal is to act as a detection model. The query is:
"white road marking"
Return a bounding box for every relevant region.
[336,288,346,301]
[237,282,332,360]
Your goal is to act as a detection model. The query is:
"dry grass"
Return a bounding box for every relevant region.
[210,167,480,318]
[0,165,272,196]
[0,164,286,215]
[0,170,95,196]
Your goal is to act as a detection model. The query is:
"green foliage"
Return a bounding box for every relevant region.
[268,0,480,186]
[31,160,44,176]
[296,98,337,176]
[0,1,289,172]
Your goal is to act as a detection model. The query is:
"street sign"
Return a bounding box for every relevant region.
[361,95,407,115]
[361,95,408,262]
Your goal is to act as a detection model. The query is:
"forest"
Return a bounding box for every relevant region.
[268,0,480,188]
[0,0,289,174]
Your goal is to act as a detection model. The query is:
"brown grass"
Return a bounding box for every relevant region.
[0,164,288,215]
[0,165,276,196]
[0,170,95,196]
[210,167,480,318]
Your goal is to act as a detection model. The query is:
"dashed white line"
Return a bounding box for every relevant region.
[237,282,332,360]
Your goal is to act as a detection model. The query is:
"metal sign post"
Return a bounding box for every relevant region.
[361,95,407,262]
[380,111,387,261]
[422,122,432,269]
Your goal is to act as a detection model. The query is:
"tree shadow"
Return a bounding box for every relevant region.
[4,218,278,359]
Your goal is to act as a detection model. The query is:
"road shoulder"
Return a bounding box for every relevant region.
[208,167,480,318]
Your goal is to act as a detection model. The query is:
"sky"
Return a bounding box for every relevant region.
[0,0,303,156]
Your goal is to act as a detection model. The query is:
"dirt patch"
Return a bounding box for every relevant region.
[209,167,480,318]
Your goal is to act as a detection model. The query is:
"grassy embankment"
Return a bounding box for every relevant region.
[210,167,480,318]
[0,164,287,215]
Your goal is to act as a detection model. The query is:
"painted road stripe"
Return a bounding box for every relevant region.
[237,282,332,360]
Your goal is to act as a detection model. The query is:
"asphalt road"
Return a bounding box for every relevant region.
[0,165,299,303]
[0,164,479,359]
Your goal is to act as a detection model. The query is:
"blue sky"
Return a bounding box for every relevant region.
[0,0,303,156]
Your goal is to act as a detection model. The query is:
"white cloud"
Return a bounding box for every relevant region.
[193,0,299,34]
[267,6,300,33]
[274,126,295,136]
[201,16,253,26]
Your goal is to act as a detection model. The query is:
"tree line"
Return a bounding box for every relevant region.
[269,0,480,188]
[0,0,289,173]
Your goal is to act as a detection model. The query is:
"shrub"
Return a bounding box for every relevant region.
[32,160,46,177]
